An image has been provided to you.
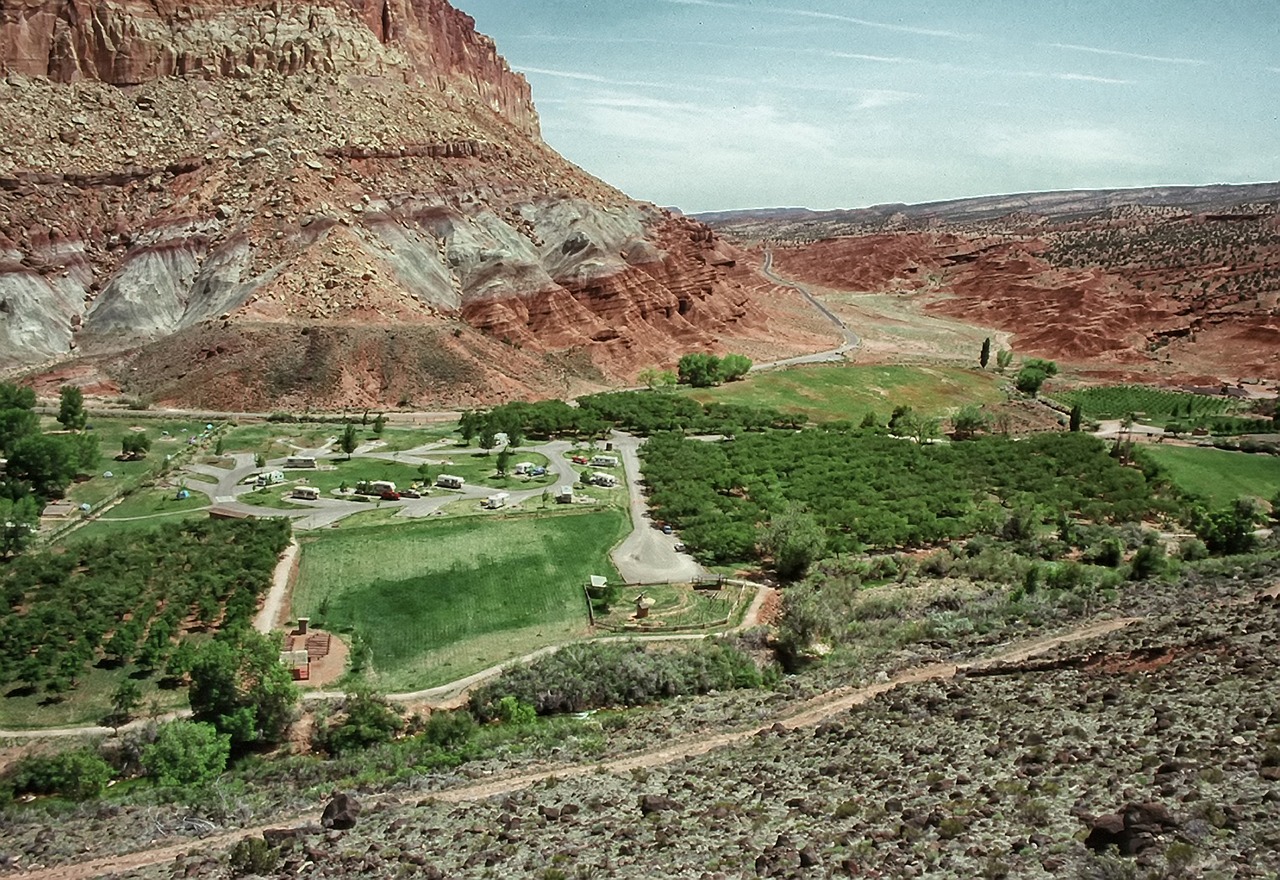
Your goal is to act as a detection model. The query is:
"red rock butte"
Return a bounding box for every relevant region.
[0,0,812,409]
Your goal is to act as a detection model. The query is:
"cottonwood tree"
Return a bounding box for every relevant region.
[719,353,752,381]
[758,503,826,581]
[188,630,298,750]
[677,353,722,388]
[142,720,230,787]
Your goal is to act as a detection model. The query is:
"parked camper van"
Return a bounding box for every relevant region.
[436,474,465,490]
[292,486,321,501]
[285,456,317,469]
[255,470,285,488]
[589,454,620,468]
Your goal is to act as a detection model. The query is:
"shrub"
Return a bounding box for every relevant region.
[142,720,230,788]
[470,640,764,720]
[313,691,404,756]
[8,749,113,800]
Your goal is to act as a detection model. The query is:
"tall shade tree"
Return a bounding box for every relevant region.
[719,354,753,382]
[188,630,298,749]
[677,353,722,388]
[57,385,87,431]
[758,503,826,581]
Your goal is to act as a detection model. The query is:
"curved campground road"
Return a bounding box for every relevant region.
[6,616,1137,880]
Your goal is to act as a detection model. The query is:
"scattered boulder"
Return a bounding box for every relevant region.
[1084,802,1179,855]
[321,792,361,830]
[639,794,681,815]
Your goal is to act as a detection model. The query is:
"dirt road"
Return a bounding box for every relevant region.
[10,615,1137,880]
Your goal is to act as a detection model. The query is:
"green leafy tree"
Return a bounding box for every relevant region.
[142,720,230,787]
[638,367,678,392]
[214,435,225,456]
[109,678,143,724]
[950,405,988,440]
[372,413,386,435]
[1194,499,1262,556]
[458,410,481,445]
[10,749,113,800]
[677,353,723,388]
[719,353,753,382]
[979,337,991,369]
[188,630,298,749]
[57,385,87,431]
[0,383,39,456]
[121,433,151,458]
[995,349,1013,373]
[495,445,512,476]
[1069,403,1083,432]
[339,422,358,460]
[314,691,404,756]
[0,496,39,556]
[6,433,79,498]
[758,503,826,581]
[1015,365,1052,396]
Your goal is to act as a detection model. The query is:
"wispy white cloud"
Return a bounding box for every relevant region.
[824,51,916,64]
[1053,72,1133,85]
[1044,42,1206,65]
[516,66,682,90]
[663,0,977,40]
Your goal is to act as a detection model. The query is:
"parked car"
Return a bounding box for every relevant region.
[571,455,589,464]
[662,524,673,535]
[380,490,401,501]
[400,489,422,499]
[674,543,687,552]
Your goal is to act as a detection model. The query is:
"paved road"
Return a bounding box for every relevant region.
[609,431,706,584]
[754,248,860,370]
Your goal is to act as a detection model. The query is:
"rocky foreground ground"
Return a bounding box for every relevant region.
[4,561,1274,879]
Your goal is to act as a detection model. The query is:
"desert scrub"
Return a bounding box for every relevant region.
[468,639,769,720]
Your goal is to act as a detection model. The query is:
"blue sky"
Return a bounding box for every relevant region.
[452,1,1280,213]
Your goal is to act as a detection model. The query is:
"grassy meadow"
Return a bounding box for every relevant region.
[293,509,628,691]
[686,364,1001,422]
[1144,445,1280,506]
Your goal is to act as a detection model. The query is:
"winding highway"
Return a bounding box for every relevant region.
[754,248,860,369]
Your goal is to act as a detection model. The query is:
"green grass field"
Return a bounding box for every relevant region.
[55,416,213,509]
[1144,445,1280,506]
[686,364,1002,422]
[293,510,629,691]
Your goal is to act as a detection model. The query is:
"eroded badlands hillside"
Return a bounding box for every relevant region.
[0,0,805,408]
[707,184,1280,384]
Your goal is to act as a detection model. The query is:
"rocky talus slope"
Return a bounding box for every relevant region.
[0,0,787,408]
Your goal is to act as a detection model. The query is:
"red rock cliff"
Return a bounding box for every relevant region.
[0,0,539,136]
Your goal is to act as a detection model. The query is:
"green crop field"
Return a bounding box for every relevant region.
[1144,446,1280,506]
[686,364,1001,422]
[1056,385,1242,422]
[293,509,628,691]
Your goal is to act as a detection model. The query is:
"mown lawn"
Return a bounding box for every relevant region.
[293,510,628,691]
[1144,445,1280,506]
[685,364,1001,422]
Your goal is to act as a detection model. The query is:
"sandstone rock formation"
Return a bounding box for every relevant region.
[714,187,1280,383]
[0,0,795,407]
